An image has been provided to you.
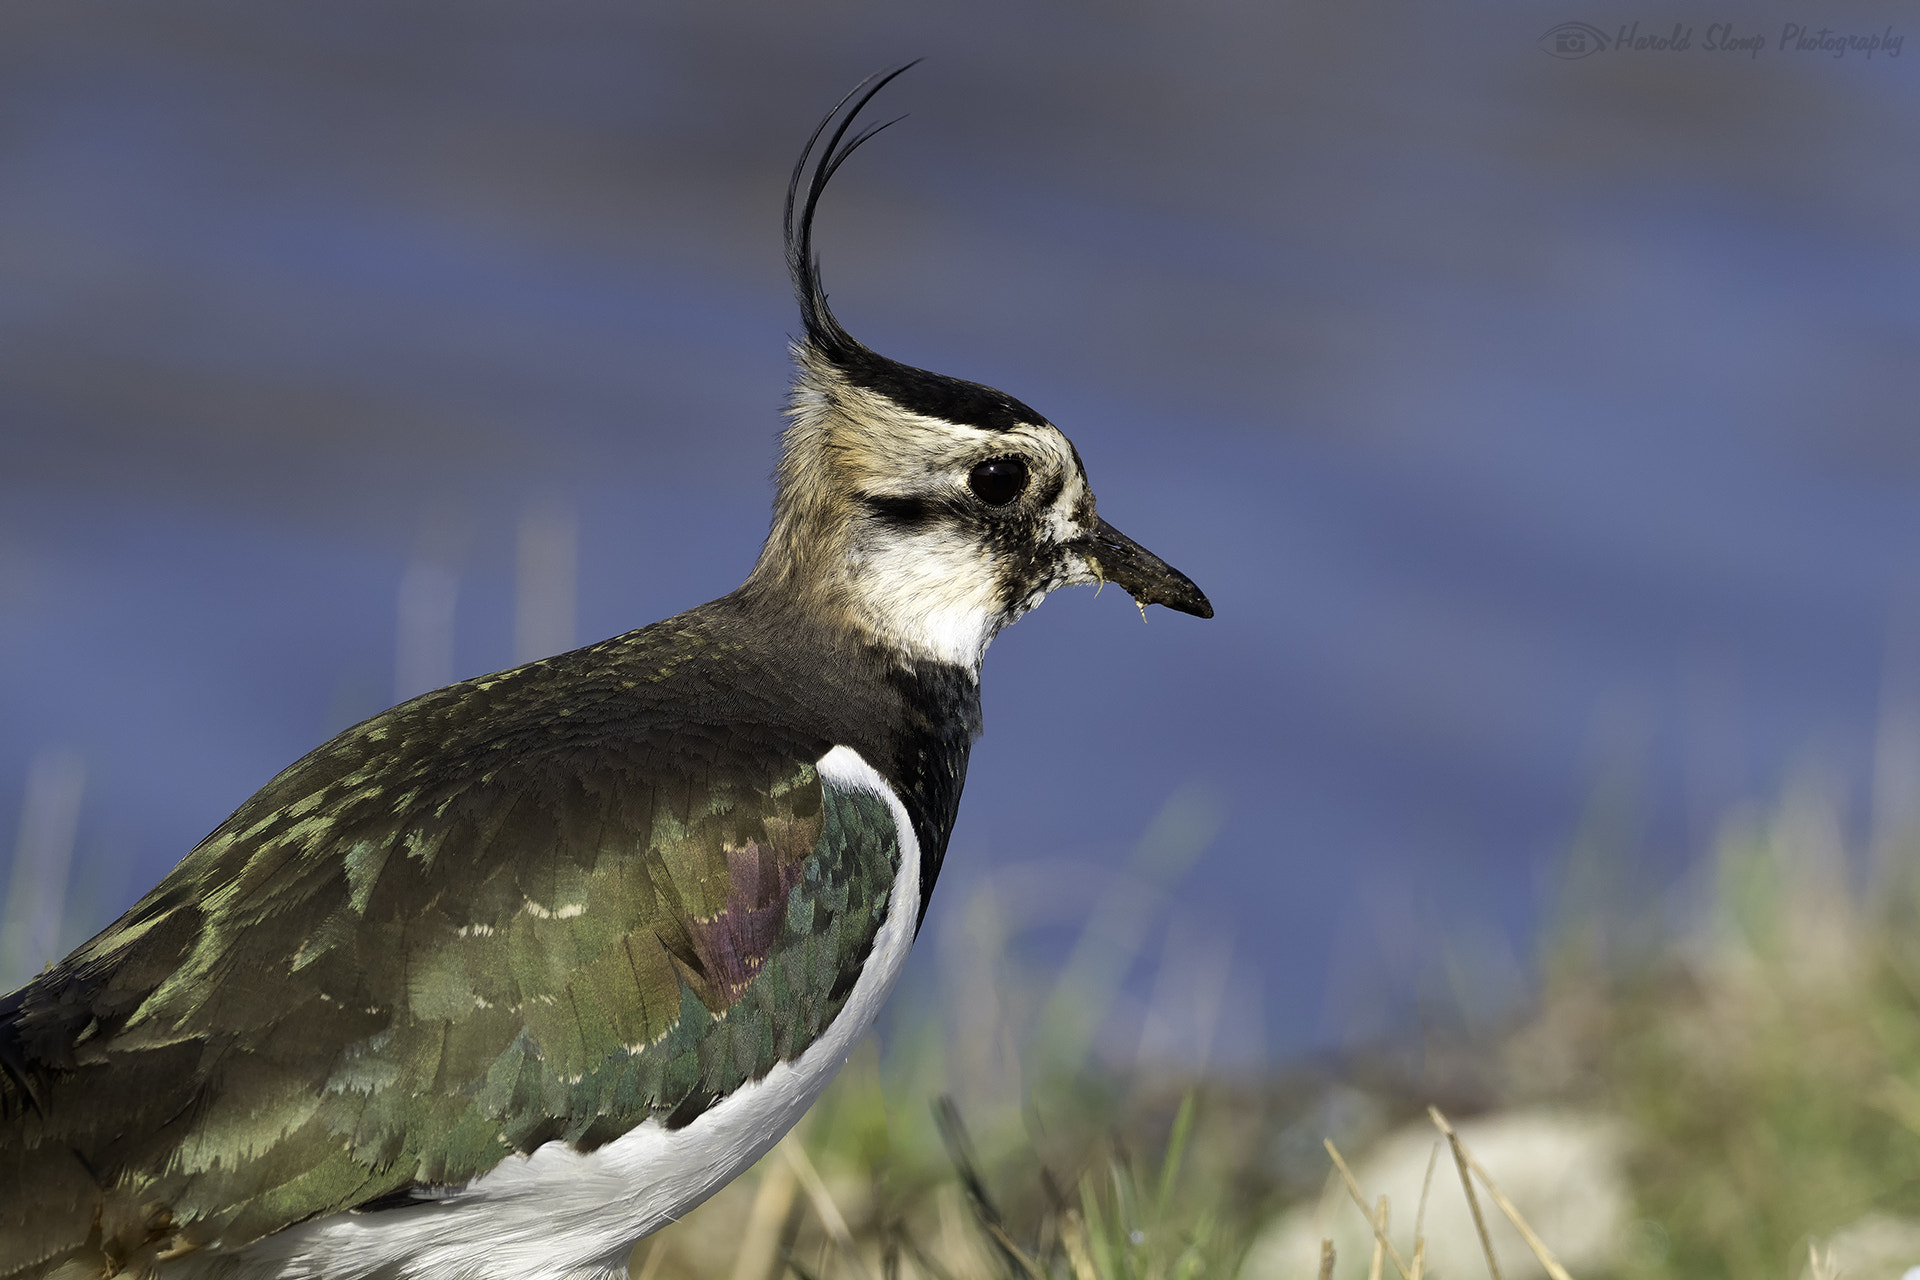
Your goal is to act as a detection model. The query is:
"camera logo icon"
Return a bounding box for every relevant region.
[1539,22,1610,58]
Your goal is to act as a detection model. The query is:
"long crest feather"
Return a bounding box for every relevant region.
[785,62,922,364]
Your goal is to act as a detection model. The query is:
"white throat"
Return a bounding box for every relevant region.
[845,529,1008,672]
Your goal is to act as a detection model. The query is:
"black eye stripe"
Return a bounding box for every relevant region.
[861,455,1048,534]
[860,494,936,531]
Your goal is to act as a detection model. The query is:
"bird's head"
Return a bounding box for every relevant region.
[742,67,1212,673]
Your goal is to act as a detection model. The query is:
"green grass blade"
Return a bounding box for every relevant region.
[1154,1092,1197,1220]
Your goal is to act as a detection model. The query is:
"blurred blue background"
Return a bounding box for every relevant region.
[2,0,1917,1064]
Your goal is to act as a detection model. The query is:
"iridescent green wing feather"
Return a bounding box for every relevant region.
[0,637,901,1274]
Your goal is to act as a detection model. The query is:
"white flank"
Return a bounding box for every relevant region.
[194,746,920,1280]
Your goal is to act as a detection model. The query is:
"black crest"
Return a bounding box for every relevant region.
[785,65,1047,434]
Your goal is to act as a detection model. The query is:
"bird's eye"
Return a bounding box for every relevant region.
[967,457,1029,506]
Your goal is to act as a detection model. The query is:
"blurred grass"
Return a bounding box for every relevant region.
[628,1047,1261,1280]
[626,771,1920,1280]
[13,769,1911,1275]
[1579,779,1920,1279]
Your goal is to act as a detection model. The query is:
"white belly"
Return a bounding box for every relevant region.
[189,746,920,1280]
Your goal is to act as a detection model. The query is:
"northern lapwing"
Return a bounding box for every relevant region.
[0,67,1211,1280]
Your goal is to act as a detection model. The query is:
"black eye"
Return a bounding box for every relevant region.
[967,457,1029,506]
